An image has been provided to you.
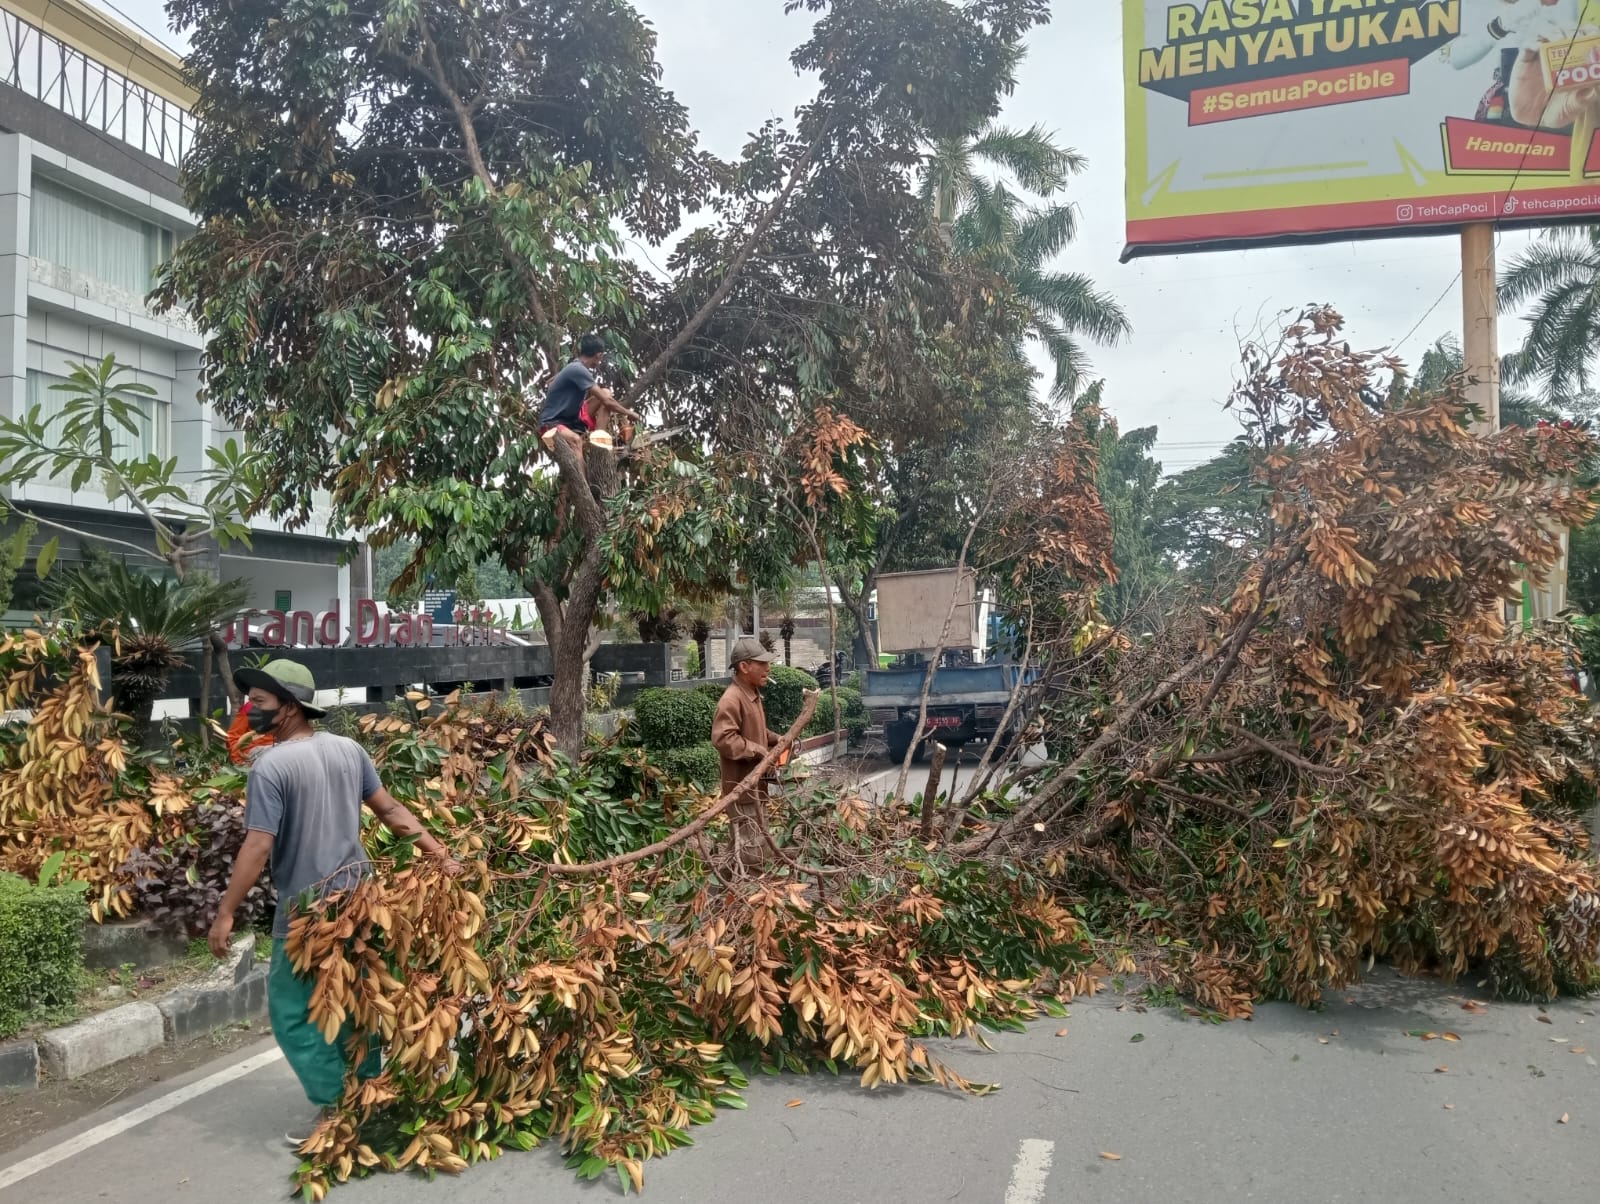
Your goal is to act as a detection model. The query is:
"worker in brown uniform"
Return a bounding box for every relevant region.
[711,636,783,869]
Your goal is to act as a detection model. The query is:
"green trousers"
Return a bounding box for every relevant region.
[268,944,380,1108]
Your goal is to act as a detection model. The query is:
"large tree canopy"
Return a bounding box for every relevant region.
[157,0,1055,748]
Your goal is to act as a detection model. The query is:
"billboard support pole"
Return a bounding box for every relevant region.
[1460,222,1499,437]
[1462,222,1568,627]
[1460,222,1514,631]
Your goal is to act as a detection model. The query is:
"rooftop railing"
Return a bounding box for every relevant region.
[1,7,193,169]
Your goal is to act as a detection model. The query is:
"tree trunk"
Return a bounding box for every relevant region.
[548,631,590,759]
[919,742,948,842]
[697,636,709,677]
[836,571,879,669]
[543,436,619,759]
[197,638,215,750]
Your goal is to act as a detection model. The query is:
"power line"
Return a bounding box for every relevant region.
[91,0,185,58]
[1393,271,1461,358]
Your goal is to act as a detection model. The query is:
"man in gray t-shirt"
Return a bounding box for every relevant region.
[208,659,460,1143]
[537,332,640,455]
[244,732,380,939]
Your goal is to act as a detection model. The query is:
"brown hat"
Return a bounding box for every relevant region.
[729,636,775,667]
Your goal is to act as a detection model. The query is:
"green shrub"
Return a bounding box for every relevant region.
[764,666,820,732]
[634,688,717,750]
[695,681,728,705]
[804,692,837,739]
[0,873,87,1038]
[655,743,721,792]
[835,686,869,744]
[795,688,867,742]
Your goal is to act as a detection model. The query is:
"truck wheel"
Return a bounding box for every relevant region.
[886,738,909,765]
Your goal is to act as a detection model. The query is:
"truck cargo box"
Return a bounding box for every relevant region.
[875,568,981,654]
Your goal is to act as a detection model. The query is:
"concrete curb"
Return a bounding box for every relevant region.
[3,935,269,1092]
[39,1002,165,1080]
[80,919,190,972]
[205,932,258,988]
[156,966,268,1045]
[0,1038,39,1090]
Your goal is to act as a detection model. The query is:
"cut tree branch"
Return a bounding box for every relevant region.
[892,475,998,805]
[1224,724,1335,777]
[509,690,819,876]
[960,644,1222,856]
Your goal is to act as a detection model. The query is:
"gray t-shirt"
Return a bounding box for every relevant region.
[244,732,380,938]
[539,359,596,428]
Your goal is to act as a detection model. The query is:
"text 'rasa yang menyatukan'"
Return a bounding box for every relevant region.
[1139,0,1461,99]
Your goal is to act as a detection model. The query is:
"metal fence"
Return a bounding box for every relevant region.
[1,8,194,168]
[162,642,679,716]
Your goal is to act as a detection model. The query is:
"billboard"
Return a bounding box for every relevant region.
[1124,0,1600,258]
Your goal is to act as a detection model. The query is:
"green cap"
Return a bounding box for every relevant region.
[235,659,327,719]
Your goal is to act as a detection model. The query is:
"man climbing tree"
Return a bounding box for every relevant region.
[539,334,641,457]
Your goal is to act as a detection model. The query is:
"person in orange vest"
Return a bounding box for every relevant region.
[226,698,276,765]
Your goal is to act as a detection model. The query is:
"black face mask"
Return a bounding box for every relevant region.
[246,705,281,735]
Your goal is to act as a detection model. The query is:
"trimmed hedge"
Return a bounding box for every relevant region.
[835,687,868,744]
[765,666,820,733]
[804,693,837,739]
[649,673,860,753]
[635,688,716,751]
[655,743,721,792]
[0,873,86,1039]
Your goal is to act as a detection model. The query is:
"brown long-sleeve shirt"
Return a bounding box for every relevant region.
[711,679,781,798]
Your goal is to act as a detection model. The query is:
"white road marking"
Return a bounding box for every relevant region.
[1004,1138,1056,1204]
[861,765,900,789]
[0,1047,285,1193]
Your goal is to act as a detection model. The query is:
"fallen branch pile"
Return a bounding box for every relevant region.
[958,307,1600,1013]
[281,695,1095,1199]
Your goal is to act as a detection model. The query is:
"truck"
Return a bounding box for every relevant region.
[862,569,1024,763]
[864,660,1026,763]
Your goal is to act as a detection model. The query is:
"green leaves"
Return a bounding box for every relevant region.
[34,537,58,582]
[0,355,261,572]
[36,851,66,889]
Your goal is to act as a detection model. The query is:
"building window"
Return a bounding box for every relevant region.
[28,179,176,297]
[25,369,170,462]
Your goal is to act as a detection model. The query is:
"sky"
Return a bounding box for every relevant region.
[108,0,1543,472]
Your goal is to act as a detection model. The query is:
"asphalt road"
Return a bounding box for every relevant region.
[854,743,1034,806]
[3,970,1596,1203]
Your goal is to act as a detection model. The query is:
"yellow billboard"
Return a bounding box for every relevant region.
[1124,0,1600,258]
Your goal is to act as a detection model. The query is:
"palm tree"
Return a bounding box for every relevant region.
[51,557,250,739]
[1405,333,1553,428]
[1500,228,1600,402]
[920,124,1130,400]
[779,612,796,666]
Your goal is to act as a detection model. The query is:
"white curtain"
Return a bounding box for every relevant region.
[26,369,167,461]
[28,179,169,296]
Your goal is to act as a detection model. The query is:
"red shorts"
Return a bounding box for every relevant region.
[540,399,595,441]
